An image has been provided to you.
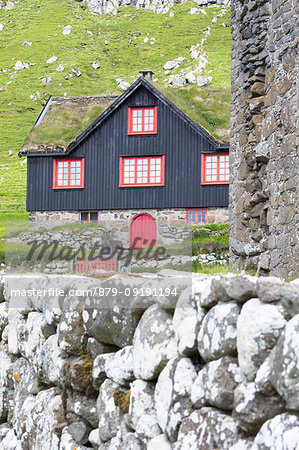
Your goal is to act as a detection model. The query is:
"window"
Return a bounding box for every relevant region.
[186,209,207,224]
[53,158,84,189]
[79,211,99,223]
[201,153,229,184]
[119,156,165,187]
[128,106,157,135]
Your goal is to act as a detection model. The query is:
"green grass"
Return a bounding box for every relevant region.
[0,0,231,214]
[192,223,229,255]
[25,105,105,148]
[159,85,230,141]
[192,261,230,275]
[0,212,29,263]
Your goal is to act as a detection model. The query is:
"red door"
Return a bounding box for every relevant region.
[130,214,157,249]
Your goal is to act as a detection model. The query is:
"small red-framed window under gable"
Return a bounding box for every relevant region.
[186,208,207,224]
[119,155,165,187]
[53,158,84,189]
[201,153,229,185]
[128,106,157,135]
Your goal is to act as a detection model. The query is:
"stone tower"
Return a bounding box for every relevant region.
[229,0,298,278]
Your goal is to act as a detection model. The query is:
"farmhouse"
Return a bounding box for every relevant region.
[19,72,229,246]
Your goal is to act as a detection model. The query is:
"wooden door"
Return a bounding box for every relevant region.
[130,214,156,249]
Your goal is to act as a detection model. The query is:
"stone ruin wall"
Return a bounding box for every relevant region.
[229,0,299,278]
[0,273,299,449]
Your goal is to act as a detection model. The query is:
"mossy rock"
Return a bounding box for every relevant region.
[113,389,130,413]
[63,354,96,398]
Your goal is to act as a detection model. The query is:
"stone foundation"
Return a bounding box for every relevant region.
[29,207,228,230]
[230,0,298,278]
[28,208,227,248]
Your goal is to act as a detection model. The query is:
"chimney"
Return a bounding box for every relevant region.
[139,69,155,81]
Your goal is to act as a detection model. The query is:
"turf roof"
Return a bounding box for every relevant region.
[20,78,229,155]
[20,94,117,154]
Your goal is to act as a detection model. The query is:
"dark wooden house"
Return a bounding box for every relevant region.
[19,74,229,246]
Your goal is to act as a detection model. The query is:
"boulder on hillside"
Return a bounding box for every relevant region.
[197,75,212,87]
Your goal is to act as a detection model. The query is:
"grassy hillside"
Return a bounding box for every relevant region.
[0,0,231,259]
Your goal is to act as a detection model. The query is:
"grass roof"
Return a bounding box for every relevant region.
[20,95,117,153]
[20,83,230,154]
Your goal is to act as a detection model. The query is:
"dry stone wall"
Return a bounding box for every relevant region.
[0,272,299,449]
[229,0,299,278]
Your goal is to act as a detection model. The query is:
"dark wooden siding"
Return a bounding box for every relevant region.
[26,85,228,211]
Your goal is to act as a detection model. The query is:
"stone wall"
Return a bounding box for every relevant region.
[229,0,299,278]
[0,272,299,448]
[29,207,228,231]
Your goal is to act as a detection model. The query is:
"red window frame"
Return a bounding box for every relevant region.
[79,211,99,223]
[119,155,165,187]
[128,106,158,135]
[186,208,207,224]
[201,153,229,185]
[53,158,85,189]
